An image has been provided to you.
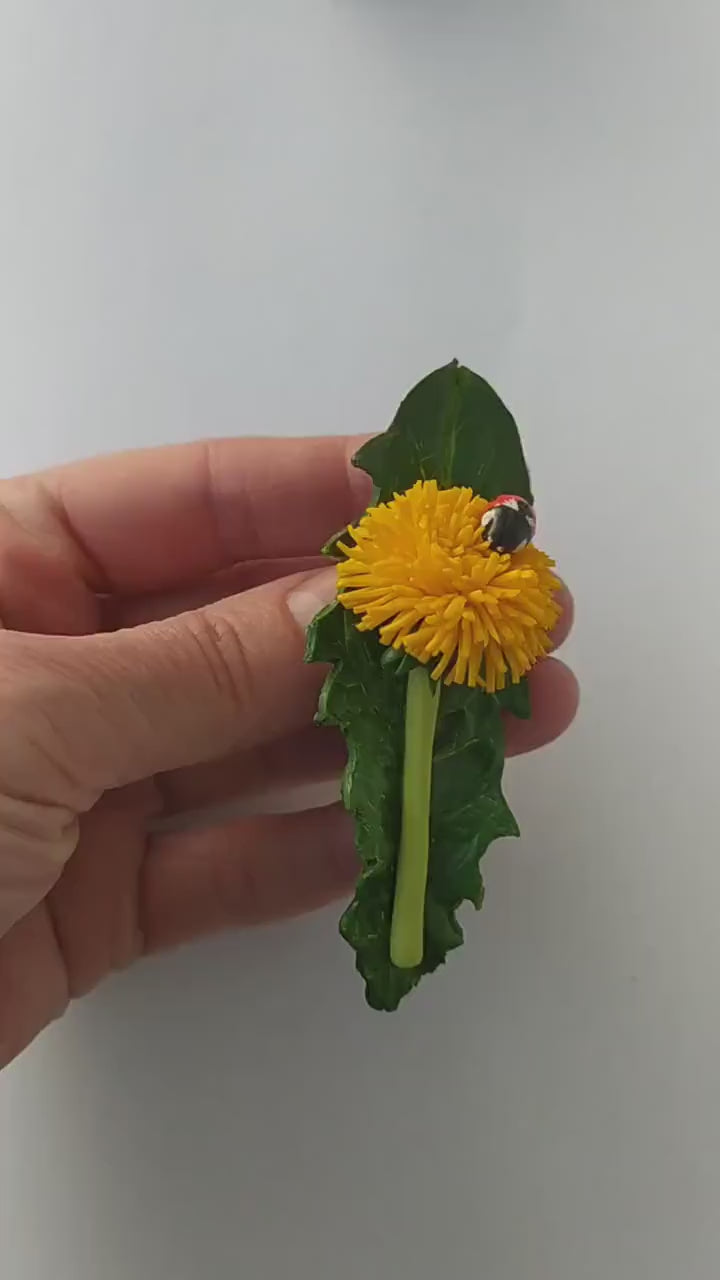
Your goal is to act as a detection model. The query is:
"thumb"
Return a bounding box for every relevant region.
[8,568,338,795]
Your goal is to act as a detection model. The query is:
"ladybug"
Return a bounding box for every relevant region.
[480,494,536,554]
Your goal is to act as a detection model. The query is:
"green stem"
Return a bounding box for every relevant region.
[390,666,441,969]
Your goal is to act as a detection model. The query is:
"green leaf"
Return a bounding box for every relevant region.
[354,359,532,504]
[306,361,535,1010]
[307,606,518,1010]
[494,677,532,720]
[306,605,408,1008]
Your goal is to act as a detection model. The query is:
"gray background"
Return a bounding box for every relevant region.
[1,2,719,1278]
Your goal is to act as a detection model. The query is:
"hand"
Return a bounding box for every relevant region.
[0,437,577,1066]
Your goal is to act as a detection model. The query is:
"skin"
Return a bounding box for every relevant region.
[0,436,578,1068]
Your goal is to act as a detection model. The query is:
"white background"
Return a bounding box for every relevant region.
[1,2,719,1277]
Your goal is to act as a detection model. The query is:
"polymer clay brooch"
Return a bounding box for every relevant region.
[306,361,561,1009]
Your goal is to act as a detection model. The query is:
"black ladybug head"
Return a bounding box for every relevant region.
[480,496,536,554]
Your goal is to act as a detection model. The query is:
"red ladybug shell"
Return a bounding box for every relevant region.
[486,494,525,511]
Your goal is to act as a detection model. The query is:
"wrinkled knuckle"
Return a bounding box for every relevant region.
[0,631,40,704]
[0,633,92,806]
[184,611,254,716]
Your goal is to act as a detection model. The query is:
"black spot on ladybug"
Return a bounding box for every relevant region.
[481,497,535,553]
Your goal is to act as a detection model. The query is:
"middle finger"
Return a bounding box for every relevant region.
[156,660,577,825]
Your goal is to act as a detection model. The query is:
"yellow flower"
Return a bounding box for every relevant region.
[337,479,561,692]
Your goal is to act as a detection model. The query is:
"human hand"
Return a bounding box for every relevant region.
[0,437,577,1066]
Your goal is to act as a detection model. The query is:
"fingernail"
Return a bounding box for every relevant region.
[287,567,339,629]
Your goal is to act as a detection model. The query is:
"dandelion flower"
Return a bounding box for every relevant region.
[337,479,561,692]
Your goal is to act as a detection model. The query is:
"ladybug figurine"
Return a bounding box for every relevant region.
[480,495,536,554]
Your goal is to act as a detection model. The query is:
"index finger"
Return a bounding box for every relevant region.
[32,436,370,595]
